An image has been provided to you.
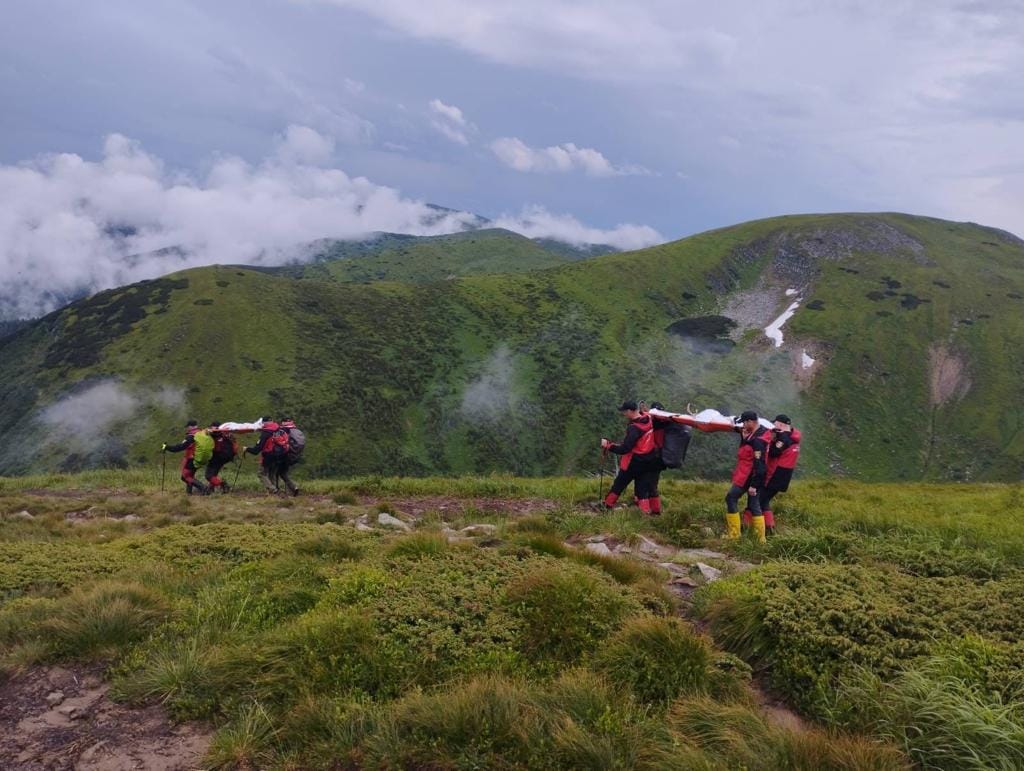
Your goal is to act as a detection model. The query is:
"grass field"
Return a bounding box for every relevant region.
[2,472,1023,768]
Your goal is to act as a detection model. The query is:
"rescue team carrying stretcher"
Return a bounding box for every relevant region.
[601,400,800,543]
[161,417,306,497]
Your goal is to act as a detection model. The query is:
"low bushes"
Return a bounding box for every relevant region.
[505,563,637,665]
[594,617,749,705]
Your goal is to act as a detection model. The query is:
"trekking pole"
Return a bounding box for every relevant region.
[232,455,243,489]
[160,450,166,492]
[598,445,608,504]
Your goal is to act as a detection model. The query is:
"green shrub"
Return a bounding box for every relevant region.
[113,638,224,719]
[570,549,659,585]
[515,532,569,557]
[386,531,449,558]
[37,581,169,658]
[595,617,748,705]
[364,675,541,768]
[206,700,280,770]
[506,564,635,664]
[331,491,358,505]
[292,534,364,561]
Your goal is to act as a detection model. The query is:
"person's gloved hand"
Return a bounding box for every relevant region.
[161,443,167,452]
[600,438,611,449]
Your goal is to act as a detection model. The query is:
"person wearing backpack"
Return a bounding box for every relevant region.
[645,401,692,515]
[275,418,305,497]
[600,400,660,515]
[759,415,801,536]
[162,420,210,495]
[204,421,238,493]
[245,416,282,494]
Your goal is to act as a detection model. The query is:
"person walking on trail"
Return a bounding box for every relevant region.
[600,400,661,515]
[275,418,304,497]
[759,414,801,537]
[204,421,238,494]
[644,401,677,516]
[725,410,773,542]
[245,416,282,494]
[162,420,210,495]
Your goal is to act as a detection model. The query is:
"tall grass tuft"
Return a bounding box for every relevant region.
[833,661,1024,771]
[505,564,632,664]
[206,700,280,770]
[595,617,748,705]
[386,531,449,559]
[38,581,169,658]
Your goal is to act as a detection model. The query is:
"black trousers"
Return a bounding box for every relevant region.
[726,483,762,515]
[611,459,660,500]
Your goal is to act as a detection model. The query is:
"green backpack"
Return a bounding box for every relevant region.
[193,430,214,466]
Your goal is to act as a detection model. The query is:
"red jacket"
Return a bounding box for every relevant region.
[732,426,772,487]
[610,414,657,471]
[766,428,801,480]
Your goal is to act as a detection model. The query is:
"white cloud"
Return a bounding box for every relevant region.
[428,98,473,145]
[491,137,649,177]
[493,205,662,251]
[0,128,663,317]
[429,98,466,126]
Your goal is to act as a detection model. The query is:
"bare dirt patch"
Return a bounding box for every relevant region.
[0,665,211,770]
[929,344,971,406]
[360,495,558,520]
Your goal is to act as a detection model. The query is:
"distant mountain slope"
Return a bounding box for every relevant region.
[285,228,584,283]
[3,212,1023,480]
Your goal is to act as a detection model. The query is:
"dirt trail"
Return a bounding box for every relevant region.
[0,665,210,770]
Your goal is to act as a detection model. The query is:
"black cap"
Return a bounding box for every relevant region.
[185,419,198,427]
[739,410,759,422]
[618,400,638,412]
[650,401,664,410]
[261,415,274,422]
[773,414,791,425]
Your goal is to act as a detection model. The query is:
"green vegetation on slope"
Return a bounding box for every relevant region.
[2,212,1024,480]
[0,474,946,769]
[287,228,580,284]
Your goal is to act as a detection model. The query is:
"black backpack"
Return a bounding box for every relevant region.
[660,423,691,469]
[286,428,306,463]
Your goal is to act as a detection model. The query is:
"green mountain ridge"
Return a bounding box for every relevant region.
[3,211,1023,480]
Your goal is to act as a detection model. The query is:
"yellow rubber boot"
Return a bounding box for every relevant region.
[725,513,741,539]
[751,514,767,544]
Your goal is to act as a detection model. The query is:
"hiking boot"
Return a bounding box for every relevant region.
[220,482,231,494]
[290,487,300,497]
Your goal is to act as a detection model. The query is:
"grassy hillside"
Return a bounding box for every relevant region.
[2,212,1024,480]
[279,228,583,284]
[3,474,1024,768]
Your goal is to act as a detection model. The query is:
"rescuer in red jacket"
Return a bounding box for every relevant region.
[725,410,772,541]
[759,414,801,536]
[600,400,661,514]
[162,420,209,495]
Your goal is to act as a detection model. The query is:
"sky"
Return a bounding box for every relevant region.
[2,0,1023,317]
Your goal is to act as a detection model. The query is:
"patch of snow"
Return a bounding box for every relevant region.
[785,288,798,296]
[764,300,801,347]
[801,350,816,369]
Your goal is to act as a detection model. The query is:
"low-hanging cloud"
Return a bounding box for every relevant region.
[460,344,520,420]
[0,126,663,319]
[492,205,661,251]
[490,137,650,177]
[38,380,186,465]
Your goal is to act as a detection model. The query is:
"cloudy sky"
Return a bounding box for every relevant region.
[2,0,1023,317]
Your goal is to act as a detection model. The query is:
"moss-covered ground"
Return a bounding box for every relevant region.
[3,472,1023,768]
